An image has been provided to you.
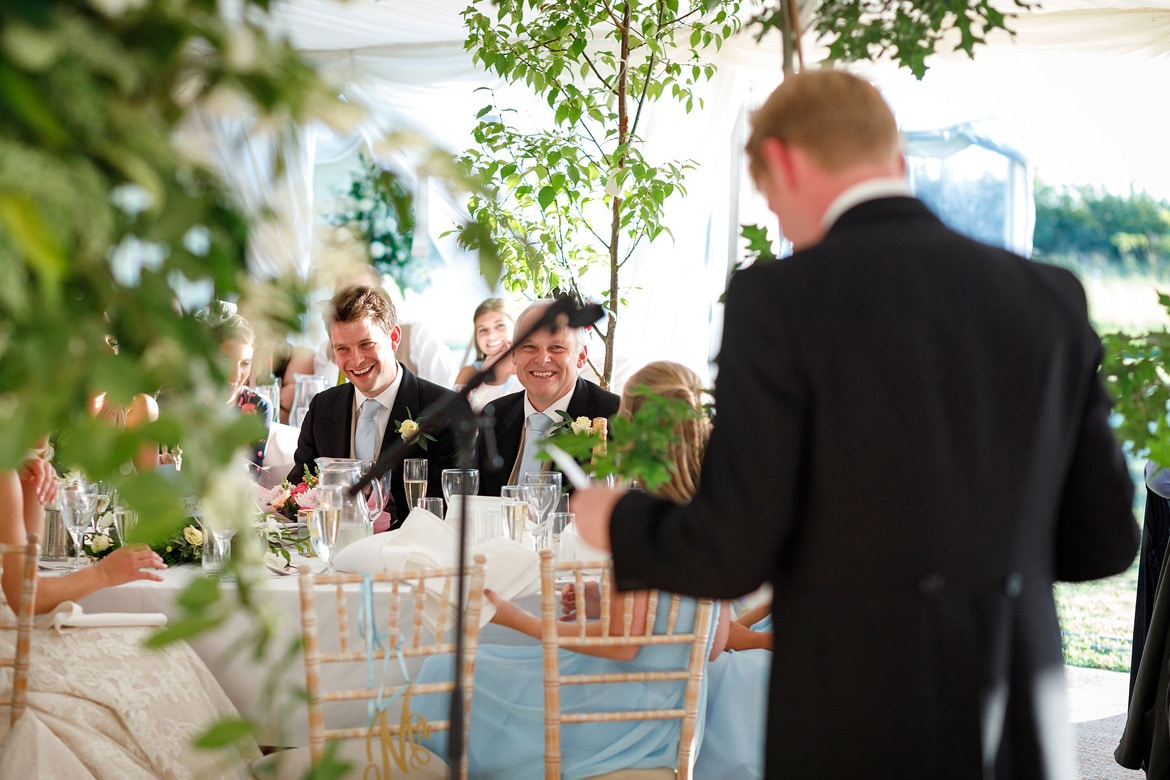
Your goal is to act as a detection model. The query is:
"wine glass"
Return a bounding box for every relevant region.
[441,469,480,505]
[500,485,529,543]
[311,485,344,574]
[519,477,558,551]
[58,480,99,570]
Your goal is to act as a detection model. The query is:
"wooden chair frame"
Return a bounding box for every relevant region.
[298,554,487,779]
[539,549,714,780]
[0,536,40,727]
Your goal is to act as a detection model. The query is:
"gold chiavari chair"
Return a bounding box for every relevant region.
[539,549,714,780]
[252,554,486,780]
[0,536,40,728]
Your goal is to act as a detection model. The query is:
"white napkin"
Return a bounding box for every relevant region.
[36,601,168,632]
[333,507,540,629]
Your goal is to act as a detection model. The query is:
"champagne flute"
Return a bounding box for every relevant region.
[403,458,428,512]
[58,480,99,570]
[312,485,344,574]
[500,485,529,543]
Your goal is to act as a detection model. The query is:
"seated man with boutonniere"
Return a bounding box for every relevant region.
[476,299,620,498]
[288,285,467,530]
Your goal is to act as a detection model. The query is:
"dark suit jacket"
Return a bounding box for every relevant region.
[477,376,620,498]
[609,197,1138,780]
[288,366,468,529]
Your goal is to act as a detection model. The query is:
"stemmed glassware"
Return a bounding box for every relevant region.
[441,469,480,506]
[311,485,344,574]
[58,479,99,571]
[403,459,428,512]
[520,472,560,550]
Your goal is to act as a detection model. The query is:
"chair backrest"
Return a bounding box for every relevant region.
[0,535,40,727]
[539,549,714,780]
[298,553,487,779]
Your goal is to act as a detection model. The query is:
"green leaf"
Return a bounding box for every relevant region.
[537,185,557,211]
[194,717,256,749]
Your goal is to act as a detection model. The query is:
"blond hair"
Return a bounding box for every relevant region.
[745,69,901,182]
[619,361,711,505]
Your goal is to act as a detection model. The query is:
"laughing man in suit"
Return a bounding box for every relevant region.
[571,70,1138,780]
[476,299,620,498]
[288,284,465,530]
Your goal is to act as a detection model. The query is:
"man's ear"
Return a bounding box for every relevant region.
[576,344,588,369]
[760,137,796,188]
[388,324,403,351]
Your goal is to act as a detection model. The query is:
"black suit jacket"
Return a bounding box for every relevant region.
[477,376,620,498]
[288,365,468,529]
[609,197,1138,780]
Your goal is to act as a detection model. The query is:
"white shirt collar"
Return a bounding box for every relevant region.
[822,177,914,232]
[523,385,575,423]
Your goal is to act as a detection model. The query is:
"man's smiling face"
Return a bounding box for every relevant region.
[330,316,400,396]
[512,316,586,411]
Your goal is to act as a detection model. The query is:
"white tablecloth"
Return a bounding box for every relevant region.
[76,558,535,747]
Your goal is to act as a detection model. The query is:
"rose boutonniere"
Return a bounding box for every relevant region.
[395,409,437,451]
[545,411,608,462]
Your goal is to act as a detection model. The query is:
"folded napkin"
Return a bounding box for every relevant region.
[332,507,540,629]
[36,601,168,632]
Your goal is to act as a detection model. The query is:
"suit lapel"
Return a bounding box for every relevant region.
[323,384,356,457]
[383,364,419,457]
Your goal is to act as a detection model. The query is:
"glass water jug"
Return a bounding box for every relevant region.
[314,458,385,554]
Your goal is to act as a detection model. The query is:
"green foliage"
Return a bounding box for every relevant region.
[327,153,430,296]
[1,0,351,762]
[1033,183,1170,270]
[1101,296,1170,467]
[746,0,1032,79]
[455,0,742,384]
[542,388,710,491]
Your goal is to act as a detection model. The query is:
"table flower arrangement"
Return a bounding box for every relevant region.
[83,516,204,566]
[257,467,318,565]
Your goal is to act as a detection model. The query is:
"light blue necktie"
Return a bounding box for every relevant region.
[355,399,382,462]
[517,412,553,481]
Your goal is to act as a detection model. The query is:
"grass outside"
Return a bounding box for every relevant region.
[1055,561,1138,672]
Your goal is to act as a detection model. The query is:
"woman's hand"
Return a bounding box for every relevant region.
[561,580,601,621]
[96,545,167,588]
[19,457,57,506]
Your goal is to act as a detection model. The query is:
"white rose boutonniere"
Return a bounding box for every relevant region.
[394,409,438,451]
[184,525,204,547]
[569,416,593,435]
[90,533,112,553]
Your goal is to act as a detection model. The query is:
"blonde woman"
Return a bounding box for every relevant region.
[454,297,521,411]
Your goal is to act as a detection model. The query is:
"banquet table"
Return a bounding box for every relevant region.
[74,557,537,747]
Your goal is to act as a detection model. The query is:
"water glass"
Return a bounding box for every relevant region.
[549,511,575,556]
[500,485,529,544]
[200,520,233,578]
[416,497,445,519]
[471,506,505,545]
[441,469,480,504]
[113,507,139,546]
[403,458,429,511]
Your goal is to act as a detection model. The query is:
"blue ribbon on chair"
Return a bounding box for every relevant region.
[358,572,412,724]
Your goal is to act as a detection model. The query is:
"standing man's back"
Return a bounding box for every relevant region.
[573,70,1138,780]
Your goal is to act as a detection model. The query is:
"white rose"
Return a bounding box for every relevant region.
[184,526,204,547]
[91,534,111,553]
[570,416,593,435]
[399,419,420,440]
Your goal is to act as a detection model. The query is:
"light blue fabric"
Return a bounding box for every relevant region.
[693,648,770,780]
[355,398,381,462]
[414,596,714,780]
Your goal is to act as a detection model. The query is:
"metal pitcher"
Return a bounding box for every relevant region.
[42,507,73,561]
